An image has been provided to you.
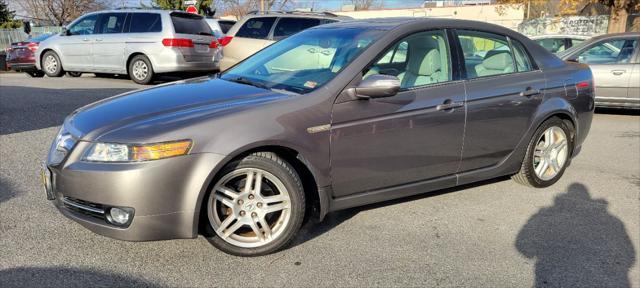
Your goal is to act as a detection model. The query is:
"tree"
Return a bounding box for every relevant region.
[18,0,107,26]
[0,0,15,23]
[596,0,640,32]
[150,0,214,12]
[349,0,380,11]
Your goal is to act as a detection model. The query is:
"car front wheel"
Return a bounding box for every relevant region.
[513,117,573,187]
[204,152,305,256]
[42,51,64,77]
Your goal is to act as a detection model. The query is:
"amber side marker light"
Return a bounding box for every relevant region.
[131,140,193,161]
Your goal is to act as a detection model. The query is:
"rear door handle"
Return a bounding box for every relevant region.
[611,70,626,75]
[436,100,464,111]
[520,88,540,97]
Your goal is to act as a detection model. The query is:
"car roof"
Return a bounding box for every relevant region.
[241,11,350,21]
[530,34,591,40]
[89,8,197,15]
[588,32,640,41]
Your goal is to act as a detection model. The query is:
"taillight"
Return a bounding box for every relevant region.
[218,36,233,46]
[162,38,194,48]
[576,81,590,89]
[209,39,219,49]
[27,42,39,52]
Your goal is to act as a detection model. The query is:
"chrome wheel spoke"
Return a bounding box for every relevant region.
[214,193,234,208]
[253,171,263,193]
[533,126,568,181]
[222,221,243,238]
[263,194,287,204]
[535,158,549,176]
[248,218,264,241]
[264,202,289,214]
[216,214,238,236]
[243,171,254,193]
[258,217,272,240]
[550,159,561,173]
[544,128,554,148]
[216,186,239,200]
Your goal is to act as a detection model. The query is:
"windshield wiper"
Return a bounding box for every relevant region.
[228,77,270,90]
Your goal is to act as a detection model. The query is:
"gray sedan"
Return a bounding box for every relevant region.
[559,32,639,109]
[43,18,594,256]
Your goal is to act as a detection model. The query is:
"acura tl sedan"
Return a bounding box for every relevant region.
[43,18,594,256]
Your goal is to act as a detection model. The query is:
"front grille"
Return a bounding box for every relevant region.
[62,197,105,220]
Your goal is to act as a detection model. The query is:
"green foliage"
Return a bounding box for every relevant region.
[150,0,214,13]
[0,19,22,29]
[0,0,16,23]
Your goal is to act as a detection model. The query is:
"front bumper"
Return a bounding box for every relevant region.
[47,149,226,241]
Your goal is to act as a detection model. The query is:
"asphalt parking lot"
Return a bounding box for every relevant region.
[1,72,638,287]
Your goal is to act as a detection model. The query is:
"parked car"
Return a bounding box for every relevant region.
[217,19,236,34]
[530,34,589,54]
[559,32,639,109]
[35,9,222,84]
[43,18,594,256]
[205,18,225,38]
[218,11,349,71]
[5,33,54,77]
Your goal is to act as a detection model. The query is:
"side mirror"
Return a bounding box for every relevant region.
[353,74,401,99]
[62,27,70,36]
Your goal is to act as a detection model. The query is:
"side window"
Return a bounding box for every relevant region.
[68,14,99,35]
[535,38,566,53]
[570,38,585,47]
[511,40,533,72]
[365,30,452,89]
[273,18,321,40]
[235,17,276,39]
[457,30,515,79]
[577,38,638,64]
[97,13,126,34]
[129,13,162,33]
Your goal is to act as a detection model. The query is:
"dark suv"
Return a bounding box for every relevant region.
[44,18,594,256]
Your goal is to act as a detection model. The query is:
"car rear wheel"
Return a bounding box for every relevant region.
[66,72,82,77]
[128,55,154,85]
[204,152,305,256]
[42,51,64,77]
[25,71,45,78]
[513,117,573,188]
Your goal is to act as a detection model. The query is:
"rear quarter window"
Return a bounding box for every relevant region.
[235,17,276,39]
[171,13,211,35]
[129,13,162,33]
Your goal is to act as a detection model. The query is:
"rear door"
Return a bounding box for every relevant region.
[58,13,99,70]
[569,37,638,101]
[455,30,546,172]
[170,12,216,63]
[92,12,127,72]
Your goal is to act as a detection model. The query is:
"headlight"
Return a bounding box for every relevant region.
[82,140,192,162]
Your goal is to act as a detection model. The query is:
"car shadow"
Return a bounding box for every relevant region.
[0,267,161,288]
[516,183,636,287]
[291,176,510,247]
[0,86,134,135]
[0,175,17,205]
[595,107,639,116]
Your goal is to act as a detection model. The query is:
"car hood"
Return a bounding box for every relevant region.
[67,77,291,141]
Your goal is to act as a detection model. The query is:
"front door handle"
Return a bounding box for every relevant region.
[95,38,103,42]
[436,100,464,111]
[611,70,626,75]
[520,87,540,97]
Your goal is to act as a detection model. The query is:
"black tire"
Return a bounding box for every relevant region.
[66,71,82,77]
[25,71,45,78]
[203,152,305,256]
[128,55,154,85]
[512,117,574,188]
[41,51,64,77]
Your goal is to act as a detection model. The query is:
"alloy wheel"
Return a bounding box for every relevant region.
[533,126,569,181]
[44,55,58,74]
[132,60,148,81]
[208,168,292,248]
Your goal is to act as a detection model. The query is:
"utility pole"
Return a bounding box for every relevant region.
[527,0,531,19]
[261,0,265,12]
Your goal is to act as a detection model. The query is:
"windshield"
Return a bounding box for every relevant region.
[221,27,385,94]
[557,40,590,58]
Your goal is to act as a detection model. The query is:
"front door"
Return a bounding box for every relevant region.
[59,13,99,70]
[455,30,545,172]
[330,30,466,197]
